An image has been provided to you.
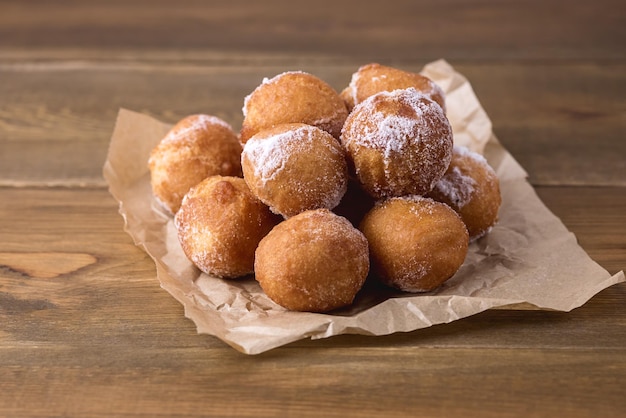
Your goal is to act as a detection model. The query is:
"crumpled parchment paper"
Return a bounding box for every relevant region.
[103,59,625,354]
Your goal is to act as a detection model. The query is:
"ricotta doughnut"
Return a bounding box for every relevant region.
[340,88,453,199]
[428,146,501,240]
[240,71,348,143]
[175,176,280,279]
[148,114,242,214]
[255,209,369,312]
[341,63,446,113]
[241,123,348,218]
[359,196,468,293]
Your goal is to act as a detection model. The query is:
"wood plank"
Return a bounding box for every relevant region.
[536,186,626,274]
[1,0,624,62]
[0,186,624,416]
[466,64,626,186]
[1,62,625,186]
[1,348,624,417]
[0,186,623,348]
[2,1,624,416]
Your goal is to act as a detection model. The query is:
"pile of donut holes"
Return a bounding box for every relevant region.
[148,63,501,313]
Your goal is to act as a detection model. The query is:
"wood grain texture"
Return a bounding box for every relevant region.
[1,61,624,186]
[1,0,625,416]
[0,252,96,278]
[1,0,625,62]
[2,349,624,417]
[0,187,624,418]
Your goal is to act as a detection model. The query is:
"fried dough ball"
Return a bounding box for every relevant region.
[241,123,348,218]
[341,63,446,113]
[175,176,280,279]
[340,88,453,199]
[148,114,242,214]
[255,209,369,312]
[359,196,468,293]
[240,71,348,144]
[428,146,501,241]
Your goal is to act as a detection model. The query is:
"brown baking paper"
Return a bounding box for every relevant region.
[103,60,625,355]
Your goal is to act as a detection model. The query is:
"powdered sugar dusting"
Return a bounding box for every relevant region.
[431,145,494,210]
[343,88,450,151]
[163,114,233,145]
[242,71,311,117]
[392,195,439,219]
[346,63,447,112]
[365,196,467,293]
[347,71,360,107]
[453,144,489,167]
[242,125,348,216]
[341,87,453,197]
[256,209,369,311]
[175,194,220,273]
[360,112,415,153]
[433,165,476,209]
[243,125,311,185]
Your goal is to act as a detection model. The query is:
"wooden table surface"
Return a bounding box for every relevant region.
[1,1,625,417]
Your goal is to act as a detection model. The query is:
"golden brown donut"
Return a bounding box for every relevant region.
[255,209,369,312]
[240,71,348,143]
[341,63,446,113]
[241,123,348,218]
[340,87,453,199]
[175,176,280,279]
[148,114,242,214]
[427,146,501,240]
[359,196,468,293]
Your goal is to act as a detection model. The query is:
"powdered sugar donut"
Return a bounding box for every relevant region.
[428,146,501,240]
[341,63,446,113]
[149,114,242,214]
[359,196,468,293]
[240,71,348,143]
[255,209,369,312]
[242,123,348,218]
[340,88,453,199]
[175,176,280,279]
